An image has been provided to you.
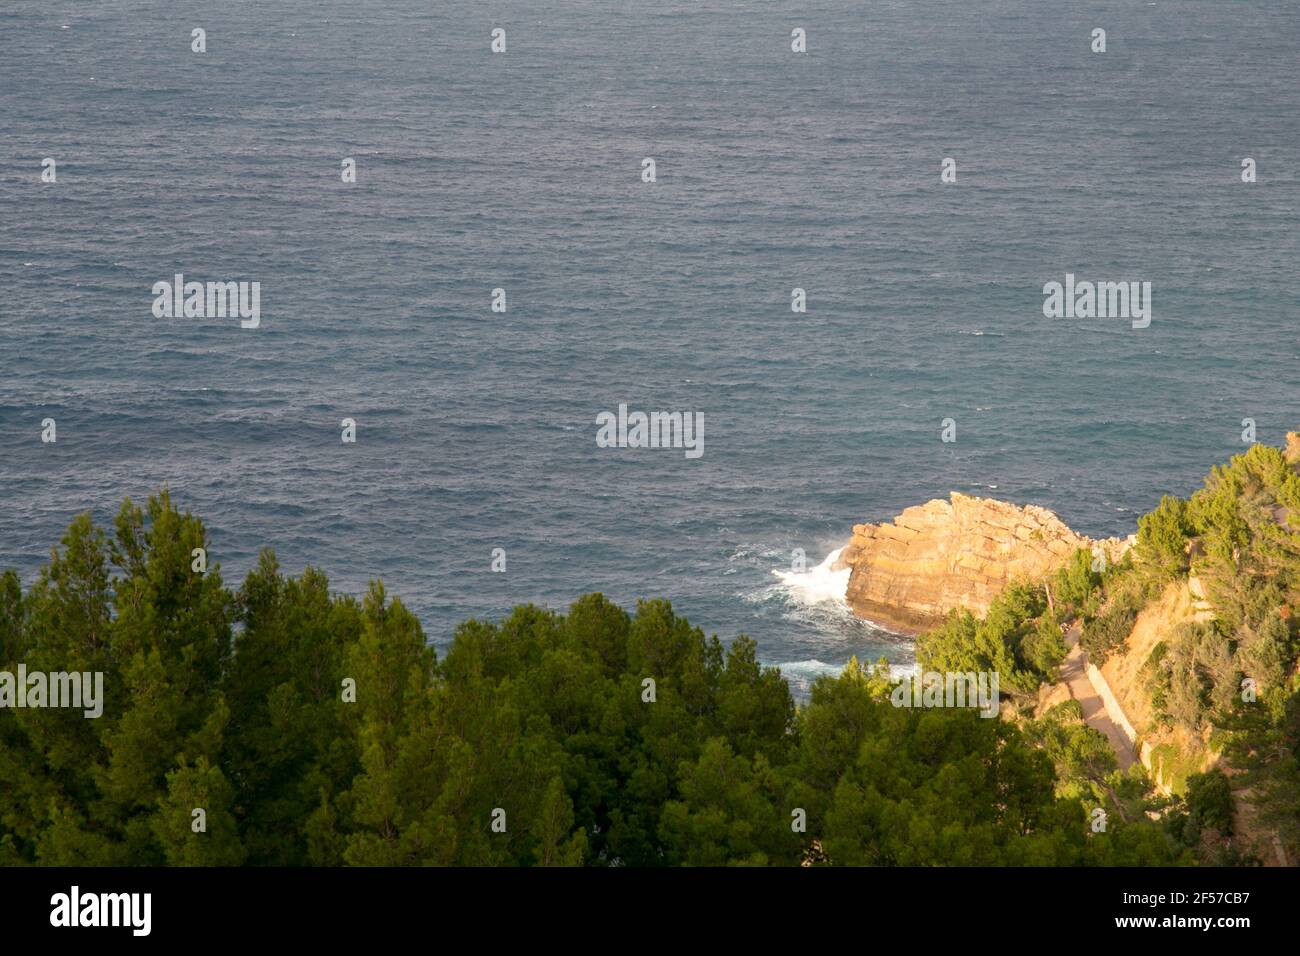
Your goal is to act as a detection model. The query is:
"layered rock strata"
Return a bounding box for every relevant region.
[833,492,1130,633]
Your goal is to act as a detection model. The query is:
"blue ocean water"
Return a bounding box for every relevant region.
[2,1,1298,692]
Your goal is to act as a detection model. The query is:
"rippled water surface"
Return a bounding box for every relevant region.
[2,1,1298,691]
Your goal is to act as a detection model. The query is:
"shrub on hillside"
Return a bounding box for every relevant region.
[1050,549,1101,619]
[1184,769,1235,837]
[1136,495,1193,579]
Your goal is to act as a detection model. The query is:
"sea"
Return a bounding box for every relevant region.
[2,0,1298,694]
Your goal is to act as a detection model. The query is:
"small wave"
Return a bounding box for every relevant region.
[775,657,918,695]
[770,546,850,606]
[778,657,917,678]
[776,658,843,695]
[777,658,843,679]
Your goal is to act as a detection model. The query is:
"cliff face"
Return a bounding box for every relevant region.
[1098,580,1217,795]
[835,492,1129,632]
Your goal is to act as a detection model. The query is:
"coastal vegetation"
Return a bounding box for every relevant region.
[915,441,1300,864]
[5,438,1298,866]
[1,492,1193,866]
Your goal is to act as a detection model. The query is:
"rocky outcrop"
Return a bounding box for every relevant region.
[834,492,1131,632]
[1286,430,1300,465]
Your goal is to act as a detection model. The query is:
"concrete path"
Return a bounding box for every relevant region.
[1060,625,1138,771]
[1058,623,1290,865]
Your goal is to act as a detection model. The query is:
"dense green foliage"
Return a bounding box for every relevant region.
[1079,569,1161,663]
[911,441,1300,861]
[1024,701,1201,861]
[1050,548,1104,619]
[1183,447,1300,853]
[920,444,1300,863]
[788,664,1187,865]
[0,493,1192,866]
[1184,769,1234,837]
[915,584,1062,696]
[1136,495,1194,579]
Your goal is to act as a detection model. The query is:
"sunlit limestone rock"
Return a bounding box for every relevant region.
[833,492,1130,633]
[1286,430,1300,466]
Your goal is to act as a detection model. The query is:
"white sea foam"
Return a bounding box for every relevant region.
[769,546,850,606]
[775,657,919,695]
[775,658,843,696]
[777,658,843,680]
[778,657,918,679]
[779,658,841,675]
[737,543,917,696]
